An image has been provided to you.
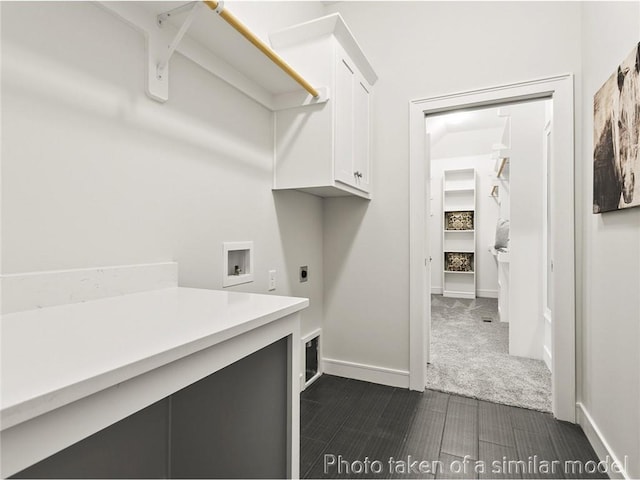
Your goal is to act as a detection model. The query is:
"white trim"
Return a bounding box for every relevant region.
[576,403,630,480]
[1,262,178,314]
[301,329,322,391]
[432,288,499,298]
[409,74,576,422]
[301,328,322,345]
[443,291,475,300]
[322,358,409,388]
[409,92,429,390]
[304,371,322,390]
[222,241,254,288]
[476,289,498,299]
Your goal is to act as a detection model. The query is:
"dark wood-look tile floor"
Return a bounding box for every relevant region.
[300,375,606,480]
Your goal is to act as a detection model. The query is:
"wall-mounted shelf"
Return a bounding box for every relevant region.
[444,208,475,214]
[98,1,329,110]
[444,187,475,193]
[496,157,510,178]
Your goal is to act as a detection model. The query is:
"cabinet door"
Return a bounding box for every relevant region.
[353,76,371,192]
[334,54,355,187]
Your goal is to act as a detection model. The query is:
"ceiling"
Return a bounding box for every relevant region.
[426,106,507,159]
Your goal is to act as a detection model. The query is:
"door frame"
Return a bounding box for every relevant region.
[408,74,576,422]
[542,116,554,371]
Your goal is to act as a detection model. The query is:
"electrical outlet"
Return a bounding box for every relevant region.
[268,270,276,291]
[300,266,308,283]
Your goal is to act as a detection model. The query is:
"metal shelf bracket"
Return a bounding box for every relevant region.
[148,2,201,102]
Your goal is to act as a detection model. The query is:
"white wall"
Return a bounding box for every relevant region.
[580,2,640,478]
[506,101,546,360]
[0,2,327,338]
[430,155,499,298]
[431,128,504,160]
[322,1,581,377]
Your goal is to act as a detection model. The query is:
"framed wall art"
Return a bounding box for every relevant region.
[593,42,640,213]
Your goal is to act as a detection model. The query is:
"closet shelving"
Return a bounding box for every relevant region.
[495,156,510,179]
[442,168,476,299]
[99,1,329,110]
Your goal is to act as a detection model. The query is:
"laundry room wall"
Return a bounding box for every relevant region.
[322,1,582,383]
[0,1,327,338]
[579,2,640,477]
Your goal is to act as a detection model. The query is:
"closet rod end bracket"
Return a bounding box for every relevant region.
[157,1,199,27]
[203,0,225,15]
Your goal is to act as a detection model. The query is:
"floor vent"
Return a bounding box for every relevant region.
[481,316,493,323]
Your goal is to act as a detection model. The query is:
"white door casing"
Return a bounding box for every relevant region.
[409,74,576,422]
[542,118,554,371]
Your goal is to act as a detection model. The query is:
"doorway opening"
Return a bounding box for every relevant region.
[425,100,552,412]
[408,75,576,422]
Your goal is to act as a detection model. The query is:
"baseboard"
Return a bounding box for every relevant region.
[476,289,498,299]
[576,403,630,479]
[322,358,409,388]
[443,291,475,299]
[432,288,497,298]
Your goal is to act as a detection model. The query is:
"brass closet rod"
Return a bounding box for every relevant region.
[203,0,320,98]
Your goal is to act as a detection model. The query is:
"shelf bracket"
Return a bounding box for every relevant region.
[157,1,199,26]
[148,2,201,102]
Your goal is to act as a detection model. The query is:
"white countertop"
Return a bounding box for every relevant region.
[1,287,308,430]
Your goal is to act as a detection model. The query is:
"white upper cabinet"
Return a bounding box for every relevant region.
[270,14,377,199]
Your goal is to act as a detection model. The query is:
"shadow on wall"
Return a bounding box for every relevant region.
[275,103,326,163]
[273,190,325,333]
[272,190,321,288]
[2,41,272,178]
[322,196,370,301]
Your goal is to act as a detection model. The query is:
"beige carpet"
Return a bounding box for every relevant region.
[426,295,552,412]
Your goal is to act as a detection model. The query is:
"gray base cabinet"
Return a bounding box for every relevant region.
[13,338,288,479]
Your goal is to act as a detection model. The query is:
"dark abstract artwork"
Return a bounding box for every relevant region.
[593,42,640,213]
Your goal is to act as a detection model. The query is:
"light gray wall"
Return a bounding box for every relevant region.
[0,1,326,338]
[580,2,640,477]
[322,1,582,373]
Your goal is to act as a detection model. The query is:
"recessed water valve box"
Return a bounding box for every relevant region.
[223,241,254,287]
